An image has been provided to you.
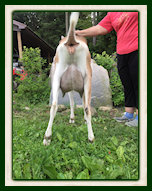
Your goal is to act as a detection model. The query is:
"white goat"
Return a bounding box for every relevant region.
[43,12,94,145]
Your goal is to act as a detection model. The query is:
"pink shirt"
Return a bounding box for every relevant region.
[98,12,138,54]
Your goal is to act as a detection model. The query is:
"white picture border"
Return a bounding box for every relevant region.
[5,5,147,186]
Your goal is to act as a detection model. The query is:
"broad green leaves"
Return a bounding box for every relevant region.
[68,142,78,149]
[76,169,90,179]
[111,136,118,146]
[116,146,125,162]
[43,164,58,179]
[13,103,138,180]
[81,156,105,179]
[56,132,62,142]
[116,146,125,159]
[81,156,104,172]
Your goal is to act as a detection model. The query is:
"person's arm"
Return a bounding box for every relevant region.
[75,25,109,37]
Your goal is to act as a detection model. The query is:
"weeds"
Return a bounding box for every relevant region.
[13,102,138,180]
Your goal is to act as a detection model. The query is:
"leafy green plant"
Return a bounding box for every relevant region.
[110,67,125,106]
[93,51,114,74]
[14,47,50,104]
[93,51,124,106]
[13,103,138,180]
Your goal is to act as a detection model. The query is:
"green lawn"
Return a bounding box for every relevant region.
[13,102,139,180]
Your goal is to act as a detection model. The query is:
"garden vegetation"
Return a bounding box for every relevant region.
[13,47,138,180]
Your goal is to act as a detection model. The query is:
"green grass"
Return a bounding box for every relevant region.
[13,102,139,180]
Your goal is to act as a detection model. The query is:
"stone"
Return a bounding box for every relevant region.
[90,59,112,108]
[90,107,97,116]
[49,59,112,108]
[76,105,84,109]
[99,106,112,111]
[57,104,67,112]
[24,106,30,110]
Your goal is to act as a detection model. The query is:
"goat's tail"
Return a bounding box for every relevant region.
[65,12,79,46]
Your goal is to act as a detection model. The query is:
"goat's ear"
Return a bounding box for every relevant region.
[61,36,64,40]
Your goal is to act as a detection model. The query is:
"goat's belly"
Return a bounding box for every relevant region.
[60,65,84,96]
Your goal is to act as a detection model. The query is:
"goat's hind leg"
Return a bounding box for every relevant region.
[84,76,95,143]
[82,94,87,124]
[68,91,75,123]
[43,77,60,146]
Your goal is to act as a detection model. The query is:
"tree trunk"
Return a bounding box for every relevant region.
[65,12,69,35]
[92,12,96,46]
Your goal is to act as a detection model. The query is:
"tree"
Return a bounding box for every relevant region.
[13,11,117,56]
[90,12,117,55]
[13,12,40,31]
[65,12,69,35]
[92,12,97,46]
[36,12,66,50]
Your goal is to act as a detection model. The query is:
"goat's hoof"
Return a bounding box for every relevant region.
[43,135,51,146]
[88,137,95,143]
[69,119,75,124]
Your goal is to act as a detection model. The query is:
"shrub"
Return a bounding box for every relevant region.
[15,47,50,104]
[93,51,124,106]
[110,67,125,106]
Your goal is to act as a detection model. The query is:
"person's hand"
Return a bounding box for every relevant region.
[75,30,82,36]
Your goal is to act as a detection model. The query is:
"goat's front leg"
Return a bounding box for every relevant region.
[84,75,95,142]
[82,94,87,124]
[43,77,60,146]
[68,91,75,123]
